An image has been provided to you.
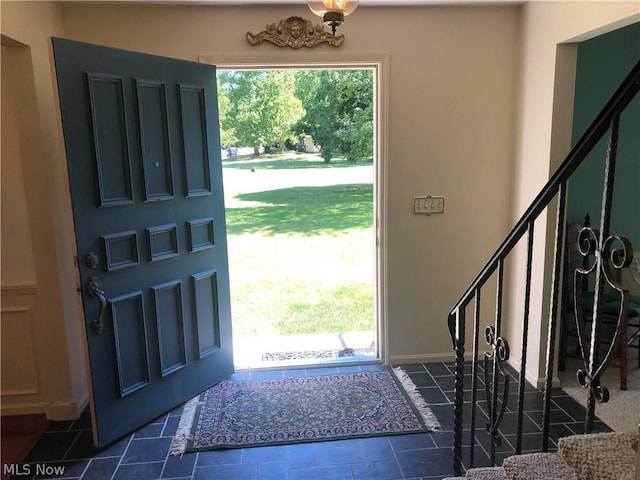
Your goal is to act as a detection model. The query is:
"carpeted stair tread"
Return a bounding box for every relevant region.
[464,466,507,479]
[502,452,577,479]
[558,432,639,480]
[440,467,506,480]
[442,431,639,480]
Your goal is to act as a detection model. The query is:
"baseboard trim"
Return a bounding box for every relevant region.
[521,369,561,389]
[389,352,455,364]
[533,375,562,389]
[44,399,83,421]
[1,396,89,421]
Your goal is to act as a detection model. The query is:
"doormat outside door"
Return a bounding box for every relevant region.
[171,367,440,454]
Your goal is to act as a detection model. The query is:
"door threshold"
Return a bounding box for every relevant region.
[234,357,382,373]
[233,330,377,371]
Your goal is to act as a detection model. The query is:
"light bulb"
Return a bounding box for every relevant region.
[307,0,359,17]
[307,0,359,35]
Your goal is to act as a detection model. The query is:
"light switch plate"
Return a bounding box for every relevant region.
[414,195,445,215]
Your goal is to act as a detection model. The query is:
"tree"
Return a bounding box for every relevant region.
[294,70,340,163]
[294,69,373,163]
[216,84,237,149]
[335,70,374,163]
[217,70,304,155]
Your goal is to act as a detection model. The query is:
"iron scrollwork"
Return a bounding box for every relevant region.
[484,326,510,446]
[247,16,344,49]
[573,226,633,404]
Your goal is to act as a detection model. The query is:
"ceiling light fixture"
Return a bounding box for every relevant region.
[307,0,359,35]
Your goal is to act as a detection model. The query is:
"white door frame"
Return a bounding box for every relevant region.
[199,52,390,365]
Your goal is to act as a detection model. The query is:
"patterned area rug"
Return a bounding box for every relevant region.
[171,367,440,454]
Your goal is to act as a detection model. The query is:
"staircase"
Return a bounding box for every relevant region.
[445,59,640,478]
[444,431,639,480]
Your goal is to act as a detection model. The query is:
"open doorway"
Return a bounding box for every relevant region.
[217,67,381,369]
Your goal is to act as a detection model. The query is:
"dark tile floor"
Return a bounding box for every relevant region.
[14,362,606,480]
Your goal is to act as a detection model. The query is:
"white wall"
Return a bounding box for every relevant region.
[1,2,89,419]
[1,44,42,409]
[1,2,638,420]
[508,1,639,385]
[1,46,37,286]
[57,2,521,364]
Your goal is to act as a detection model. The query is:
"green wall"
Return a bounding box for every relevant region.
[568,22,640,249]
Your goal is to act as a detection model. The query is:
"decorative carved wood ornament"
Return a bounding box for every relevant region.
[247,16,344,48]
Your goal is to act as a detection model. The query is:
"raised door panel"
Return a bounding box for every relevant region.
[53,38,233,447]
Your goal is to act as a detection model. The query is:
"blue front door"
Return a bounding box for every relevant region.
[52,38,234,447]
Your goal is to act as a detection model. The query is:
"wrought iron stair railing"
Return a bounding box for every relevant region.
[447,60,640,476]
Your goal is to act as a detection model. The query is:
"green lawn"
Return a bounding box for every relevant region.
[223,153,375,338]
[226,184,372,236]
[224,151,363,171]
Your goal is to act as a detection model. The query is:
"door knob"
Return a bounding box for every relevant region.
[88,276,106,334]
